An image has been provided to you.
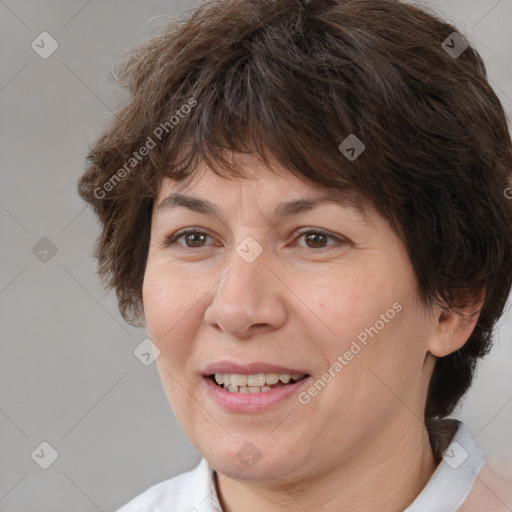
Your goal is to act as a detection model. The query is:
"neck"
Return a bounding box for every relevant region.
[215,417,438,512]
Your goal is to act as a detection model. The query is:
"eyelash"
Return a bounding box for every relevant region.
[162,227,345,251]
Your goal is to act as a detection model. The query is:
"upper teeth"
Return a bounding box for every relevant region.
[214,373,304,387]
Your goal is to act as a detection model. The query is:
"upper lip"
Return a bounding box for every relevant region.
[202,361,310,376]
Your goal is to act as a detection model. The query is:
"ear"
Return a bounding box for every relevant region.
[428,288,486,358]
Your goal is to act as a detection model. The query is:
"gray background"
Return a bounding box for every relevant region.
[1,0,511,510]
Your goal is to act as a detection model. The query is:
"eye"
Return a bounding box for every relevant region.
[163,229,214,249]
[162,227,344,251]
[294,228,343,250]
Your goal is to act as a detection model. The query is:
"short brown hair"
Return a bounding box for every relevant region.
[78,0,512,428]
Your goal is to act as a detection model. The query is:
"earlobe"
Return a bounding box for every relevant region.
[428,289,485,358]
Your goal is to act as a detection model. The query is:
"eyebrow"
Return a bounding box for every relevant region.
[156,190,363,220]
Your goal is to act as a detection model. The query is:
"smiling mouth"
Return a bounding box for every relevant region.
[209,372,309,393]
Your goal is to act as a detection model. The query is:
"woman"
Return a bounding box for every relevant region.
[78,0,512,510]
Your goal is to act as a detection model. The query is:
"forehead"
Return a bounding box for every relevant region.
[155,156,373,222]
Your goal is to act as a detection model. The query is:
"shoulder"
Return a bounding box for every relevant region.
[114,458,212,512]
[459,461,512,512]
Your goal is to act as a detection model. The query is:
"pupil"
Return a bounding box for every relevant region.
[186,233,205,247]
[306,233,325,248]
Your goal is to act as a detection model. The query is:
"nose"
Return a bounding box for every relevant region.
[203,247,288,339]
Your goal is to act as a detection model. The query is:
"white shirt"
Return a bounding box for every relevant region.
[115,421,512,512]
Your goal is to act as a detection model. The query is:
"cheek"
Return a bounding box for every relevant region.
[290,265,394,352]
[296,261,426,391]
[143,273,174,336]
[142,265,197,357]
[143,268,199,415]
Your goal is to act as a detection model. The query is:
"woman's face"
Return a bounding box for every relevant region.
[143,154,438,483]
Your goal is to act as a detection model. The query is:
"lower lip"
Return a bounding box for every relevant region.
[203,376,310,413]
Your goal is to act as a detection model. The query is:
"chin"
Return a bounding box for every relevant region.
[202,440,305,482]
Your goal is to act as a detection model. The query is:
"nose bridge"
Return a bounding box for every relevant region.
[204,239,287,337]
[216,242,270,313]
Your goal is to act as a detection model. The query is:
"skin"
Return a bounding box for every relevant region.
[142,153,481,512]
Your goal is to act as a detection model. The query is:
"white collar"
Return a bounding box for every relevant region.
[405,420,486,511]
